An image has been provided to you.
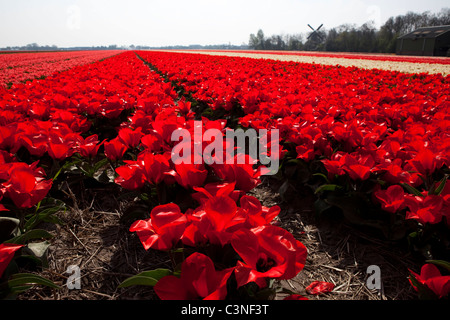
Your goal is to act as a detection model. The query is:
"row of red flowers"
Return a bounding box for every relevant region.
[0,50,123,87]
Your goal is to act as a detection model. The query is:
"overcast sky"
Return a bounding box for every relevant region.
[0,0,448,47]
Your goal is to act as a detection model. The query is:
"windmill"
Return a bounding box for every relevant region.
[307,24,325,50]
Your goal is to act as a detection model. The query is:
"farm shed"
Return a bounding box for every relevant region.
[396,25,450,56]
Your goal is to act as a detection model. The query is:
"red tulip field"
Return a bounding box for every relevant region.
[0,49,449,302]
[0,51,123,89]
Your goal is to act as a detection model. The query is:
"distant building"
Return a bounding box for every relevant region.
[396,25,450,57]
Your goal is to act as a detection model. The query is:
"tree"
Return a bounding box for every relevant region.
[257,29,265,49]
[324,28,339,52]
[286,34,303,51]
[249,33,258,49]
[249,29,266,50]
[269,35,286,50]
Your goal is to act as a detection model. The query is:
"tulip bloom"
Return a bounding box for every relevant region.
[203,195,239,232]
[118,127,143,149]
[409,264,450,299]
[115,162,145,190]
[374,185,406,213]
[129,203,187,251]
[0,243,23,278]
[104,137,128,162]
[305,281,335,295]
[231,225,307,288]
[345,164,372,181]
[409,148,441,176]
[342,154,374,181]
[115,152,172,190]
[175,100,193,118]
[3,163,52,209]
[139,152,172,185]
[47,136,74,160]
[192,182,243,205]
[140,131,164,153]
[167,163,208,190]
[211,154,263,192]
[182,195,246,247]
[18,132,48,157]
[239,195,280,228]
[154,252,234,300]
[296,142,316,162]
[405,194,444,225]
[78,134,104,159]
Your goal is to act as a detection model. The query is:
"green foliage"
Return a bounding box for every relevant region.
[118,269,173,288]
[0,273,60,299]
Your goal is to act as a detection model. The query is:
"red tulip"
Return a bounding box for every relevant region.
[192,181,243,205]
[129,203,187,251]
[118,127,143,149]
[204,195,247,246]
[239,195,280,228]
[321,152,347,180]
[140,130,164,153]
[104,137,128,162]
[18,132,48,157]
[374,185,406,213]
[345,164,372,181]
[305,281,335,295]
[154,252,234,300]
[296,142,316,162]
[231,225,307,288]
[47,132,75,160]
[115,161,145,190]
[167,163,208,190]
[405,194,444,225]
[3,163,52,209]
[379,161,412,185]
[0,243,24,278]
[211,154,263,192]
[341,154,374,181]
[175,100,193,117]
[28,104,50,120]
[138,151,172,185]
[152,111,182,143]
[409,148,440,176]
[181,194,248,247]
[409,264,450,299]
[181,207,211,247]
[78,134,104,159]
[203,195,239,232]
[0,126,15,151]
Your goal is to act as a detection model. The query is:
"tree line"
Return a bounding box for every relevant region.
[249,8,450,53]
